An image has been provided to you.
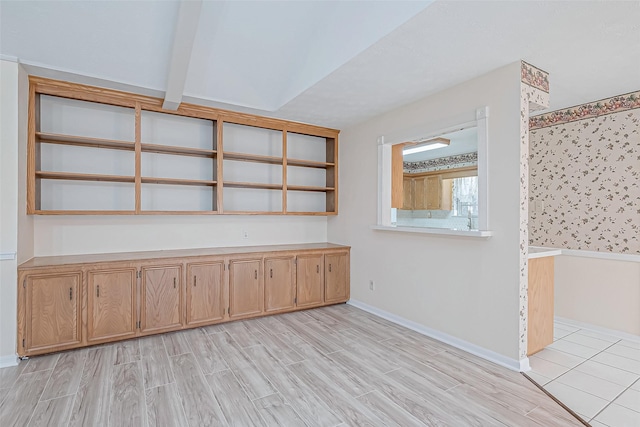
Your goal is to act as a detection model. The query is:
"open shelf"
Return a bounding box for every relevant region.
[36,171,135,183]
[286,158,334,169]
[141,177,217,187]
[33,210,136,215]
[28,78,339,215]
[36,132,135,151]
[287,185,335,192]
[224,181,283,190]
[223,151,283,165]
[141,143,216,158]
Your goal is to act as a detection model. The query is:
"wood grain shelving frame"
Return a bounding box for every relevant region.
[28,77,340,215]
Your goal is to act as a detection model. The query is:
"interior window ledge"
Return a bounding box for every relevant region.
[371,224,493,238]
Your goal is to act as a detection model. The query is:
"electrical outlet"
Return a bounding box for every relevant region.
[369,280,375,291]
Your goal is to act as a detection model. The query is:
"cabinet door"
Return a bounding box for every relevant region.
[264,257,295,313]
[425,175,442,210]
[414,177,427,210]
[87,269,137,342]
[187,262,225,326]
[441,178,453,211]
[25,272,82,352]
[296,254,324,307]
[141,265,182,334]
[229,259,262,319]
[325,252,349,303]
[402,177,413,210]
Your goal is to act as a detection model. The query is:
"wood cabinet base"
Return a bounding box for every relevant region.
[527,257,555,356]
[17,243,350,357]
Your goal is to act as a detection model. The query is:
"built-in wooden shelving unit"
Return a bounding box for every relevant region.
[28,77,339,215]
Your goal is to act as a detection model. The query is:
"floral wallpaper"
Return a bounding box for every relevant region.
[529,107,640,254]
[530,91,640,130]
[521,61,550,93]
[404,152,477,173]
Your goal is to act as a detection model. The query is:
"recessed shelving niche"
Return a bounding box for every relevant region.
[28,77,339,215]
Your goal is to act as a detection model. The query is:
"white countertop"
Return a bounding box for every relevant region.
[528,246,562,259]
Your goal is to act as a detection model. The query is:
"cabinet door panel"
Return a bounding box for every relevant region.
[87,269,136,342]
[414,177,427,210]
[26,272,82,352]
[296,254,324,307]
[187,262,225,326]
[402,177,413,210]
[426,176,442,210]
[264,257,295,313]
[141,266,182,334]
[325,253,349,303]
[229,259,262,319]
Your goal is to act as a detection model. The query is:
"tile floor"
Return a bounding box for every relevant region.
[529,321,640,426]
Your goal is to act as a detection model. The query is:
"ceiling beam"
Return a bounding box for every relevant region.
[162,0,203,110]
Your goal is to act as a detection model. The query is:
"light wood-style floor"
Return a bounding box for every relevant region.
[0,304,581,427]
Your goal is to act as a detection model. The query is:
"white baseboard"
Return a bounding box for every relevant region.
[555,316,640,343]
[347,299,527,372]
[0,354,19,368]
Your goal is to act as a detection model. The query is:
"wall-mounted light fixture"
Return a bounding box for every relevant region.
[402,137,450,155]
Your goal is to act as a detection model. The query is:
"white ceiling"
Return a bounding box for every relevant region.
[1,1,639,130]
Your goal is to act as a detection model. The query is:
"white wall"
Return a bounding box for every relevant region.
[33,215,327,256]
[329,62,523,361]
[555,256,640,336]
[0,59,29,364]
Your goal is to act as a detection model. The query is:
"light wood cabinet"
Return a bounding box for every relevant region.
[527,257,555,355]
[264,257,296,313]
[21,272,82,354]
[402,177,413,210]
[402,174,453,211]
[141,265,182,334]
[17,243,349,357]
[229,258,263,318]
[87,268,137,342]
[297,254,324,307]
[325,252,350,303]
[186,261,225,326]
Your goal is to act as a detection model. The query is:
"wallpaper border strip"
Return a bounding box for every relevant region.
[404,151,477,173]
[530,90,640,130]
[521,61,549,94]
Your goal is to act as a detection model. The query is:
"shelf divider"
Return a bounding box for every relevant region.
[286,158,334,168]
[36,132,135,151]
[141,177,217,187]
[287,185,335,192]
[36,171,135,183]
[141,142,217,158]
[224,181,283,190]
[223,151,283,165]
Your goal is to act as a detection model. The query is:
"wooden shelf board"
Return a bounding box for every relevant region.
[285,211,336,216]
[141,143,216,158]
[141,177,217,187]
[36,171,135,183]
[223,152,283,165]
[287,185,335,192]
[138,210,219,215]
[221,211,285,215]
[36,132,135,151]
[286,158,334,169]
[224,181,283,190]
[33,210,136,215]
